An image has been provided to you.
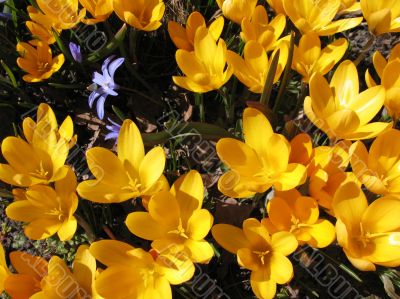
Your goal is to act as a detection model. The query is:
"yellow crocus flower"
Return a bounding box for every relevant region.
[288,133,314,166]
[28,0,85,31]
[366,44,400,120]
[292,33,348,83]
[266,0,286,15]
[126,170,214,264]
[263,189,336,248]
[16,41,65,83]
[304,60,391,141]
[360,0,400,35]
[283,0,363,36]
[173,27,233,93]
[241,5,288,52]
[216,108,307,198]
[26,21,55,45]
[77,119,166,203]
[23,103,77,149]
[6,167,78,241]
[350,129,400,195]
[227,40,289,93]
[168,11,224,51]
[212,219,298,299]
[333,182,400,271]
[80,0,113,24]
[4,251,48,298]
[90,240,194,299]
[0,105,72,187]
[113,0,165,31]
[216,0,258,24]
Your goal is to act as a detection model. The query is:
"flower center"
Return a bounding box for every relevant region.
[29,161,49,179]
[37,61,50,73]
[253,250,270,265]
[168,219,189,239]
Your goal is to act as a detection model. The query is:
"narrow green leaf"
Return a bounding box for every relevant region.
[1,60,17,87]
[273,32,295,113]
[53,30,75,62]
[111,105,126,121]
[260,49,280,107]
[86,24,127,63]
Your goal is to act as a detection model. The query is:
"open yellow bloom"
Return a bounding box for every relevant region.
[173,27,233,93]
[126,170,214,264]
[241,6,288,52]
[17,41,65,83]
[77,119,166,203]
[333,182,400,271]
[304,60,391,140]
[227,40,288,93]
[216,0,258,24]
[80,0,113,24]
[217,108,307,198]
[350,129,400,195]
[264,189,336,248]
[308,143,360,213]
[212,219,298,299]
[360,0,400,35]
[4,251,48,298]
[28,0,85,31]
[23,103,77,149]
[292,33,348,83]
[0,103,74,187]
[26,21,55,45]
[366,45,400,120]
[168,11,224,51]
[283,0,363,36]
[6,167,78,241]
[113,0,165,31]
[266,0,285,14]
[90,240,194,299]
[0,245,10,294]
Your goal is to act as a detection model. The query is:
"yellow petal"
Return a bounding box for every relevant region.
[4,274,40,299]
[270,231,298,255]
[332,182,367,231]
[171,170,204,224]
[139,146,166,191]
[77,180,134,203]
[317,17,363,35]
[345,252,376,271]
[217,138,262,176]
[117,119,145,173]
[184,239,214,263]
[89,240,136,267]
[330,60,359,107]
[212,224,250,254]
[289,133,313,165]
[72,245,96,296]
[350,86,385,126]
[186,209,213,240]
[168,21,192,50]
[57,218,77,241]
[362,196,400,233]
[10,251,47,279]
[243,218,270,248]
[269,253,293,284]
[304,219,336,248]
[237,248,260,271]
[25,218,62,240]
[273,163,307,191]
[342,121,392,140]
[125,211,167,240]
[268,197,292,231]
[250,268,276,299]
[243,107,273,158]
[86,147,129,185]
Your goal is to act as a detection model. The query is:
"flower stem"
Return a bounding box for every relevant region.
[75,213,96,243]
[354,34,376,66]
[195,93,205,122]
[119,86,163,106]
[292,81,308,118]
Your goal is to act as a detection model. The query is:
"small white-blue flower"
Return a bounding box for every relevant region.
[88,55,124,119]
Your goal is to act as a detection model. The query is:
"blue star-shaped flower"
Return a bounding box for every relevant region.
[89,55,124,119]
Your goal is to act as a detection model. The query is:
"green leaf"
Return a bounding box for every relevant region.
[0,60,17,87]
[86,24,127,63]
[260,49,280,107]
[53,29,75,62]
[111,105,126,121]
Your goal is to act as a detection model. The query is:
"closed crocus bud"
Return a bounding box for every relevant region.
[361,0,400,35]
[216,0,258,24]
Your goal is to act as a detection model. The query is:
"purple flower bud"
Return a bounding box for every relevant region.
[69,42,82,63]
